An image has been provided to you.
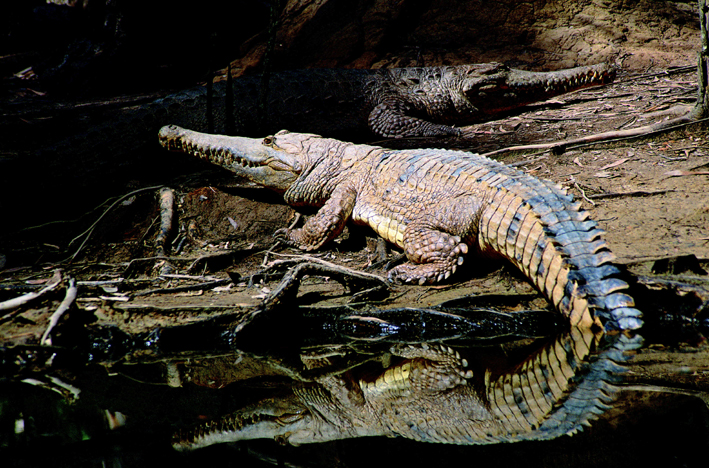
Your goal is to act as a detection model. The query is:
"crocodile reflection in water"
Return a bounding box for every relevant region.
[173,309,641,450]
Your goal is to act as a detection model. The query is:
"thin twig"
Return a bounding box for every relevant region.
[267,252,389,284]
[587,189,674,200]
[40,278,77,345]
[132,278,232,297]
[67,185,165,261]
[574,182,595,206]
[0,270,62,314]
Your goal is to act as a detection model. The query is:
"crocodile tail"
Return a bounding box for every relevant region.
[534,332,643,438]
[476,167,642,332]
[485,322,642,441]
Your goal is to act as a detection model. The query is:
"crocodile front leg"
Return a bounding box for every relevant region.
[387,225,469,284]
[277,184,357,250]
[368,100,462,138]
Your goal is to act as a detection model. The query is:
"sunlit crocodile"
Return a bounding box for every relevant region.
[159,125,642,332]
[157,124,643,448]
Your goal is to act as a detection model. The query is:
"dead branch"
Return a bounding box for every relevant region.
[132,278,232,297]
[155,187,175,275]
[587,189,675,200]
[229,256,390,334]
[0,270,62,314]
[40,277,78,346]
[573,182,595,206]
[480,113,709,158]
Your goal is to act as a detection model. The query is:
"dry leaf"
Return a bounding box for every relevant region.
[598,158,630,171]
[664,170,709,177]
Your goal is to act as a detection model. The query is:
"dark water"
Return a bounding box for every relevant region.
[2,301,708,468]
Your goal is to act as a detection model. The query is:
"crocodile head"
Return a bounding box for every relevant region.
[461,62,615,115]
[159,125,375,201]
[159,125,305,193]
[172,391,357,450]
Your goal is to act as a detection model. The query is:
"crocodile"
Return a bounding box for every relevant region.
[157,125,643,448]
[159,125,642,332]
[2,62,614,231]
[172,331,641,449]
[38,62,615,160]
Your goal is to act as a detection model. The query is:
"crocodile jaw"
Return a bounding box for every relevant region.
[172,396,336,450]
[158,125,300,192]
[463,63,615,115]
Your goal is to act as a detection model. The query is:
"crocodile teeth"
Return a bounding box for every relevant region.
[461,358,469,368]
[384,370,395,384]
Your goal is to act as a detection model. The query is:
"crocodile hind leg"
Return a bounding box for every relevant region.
[387,225,469,284]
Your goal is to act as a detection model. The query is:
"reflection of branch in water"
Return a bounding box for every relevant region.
[172,323,642,449]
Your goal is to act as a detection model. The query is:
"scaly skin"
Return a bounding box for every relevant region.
[159,125,642,449]
[139,63,615,140]
[172,333,641,449]
[194,63,615,139]
[159,125,642,331]
[39,63,615,164]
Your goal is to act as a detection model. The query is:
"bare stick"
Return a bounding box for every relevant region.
[481,114,709,158]
[574,182,595,206]
[155,187,175,276]
[0,270,62,314]
[235,258,389,334]
[40,278,77,345]
[266,252,389,284]
[587,189,674,200]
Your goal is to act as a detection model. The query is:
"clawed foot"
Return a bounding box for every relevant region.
[273,227,294,245]
[387,237,468,285]
[273,227,321,251]
[390,343,473,391]
[387,258,464,285]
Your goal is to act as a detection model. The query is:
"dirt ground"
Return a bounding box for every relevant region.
[0,0,708,353]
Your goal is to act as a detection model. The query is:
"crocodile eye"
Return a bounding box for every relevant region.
[262,136,275,146]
